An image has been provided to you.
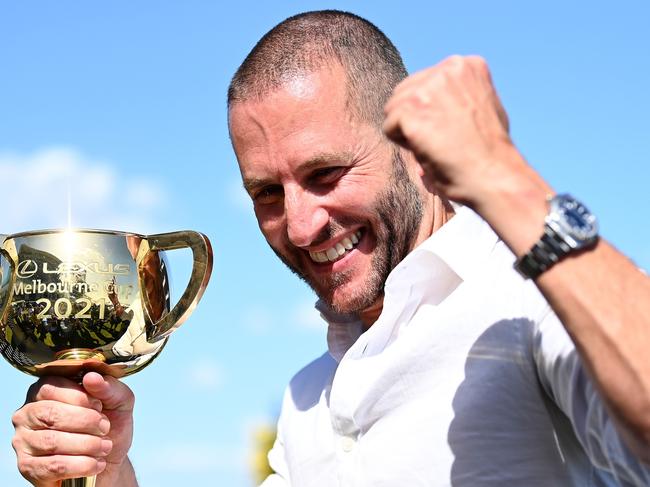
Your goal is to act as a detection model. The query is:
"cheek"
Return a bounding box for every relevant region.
[331,177,384,217]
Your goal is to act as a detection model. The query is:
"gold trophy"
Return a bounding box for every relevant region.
[0,229,213,487]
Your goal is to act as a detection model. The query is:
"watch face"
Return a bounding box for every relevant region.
[553,194,599,242]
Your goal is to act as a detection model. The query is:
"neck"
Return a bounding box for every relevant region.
[359,297,384,329]
[360,195,455,329]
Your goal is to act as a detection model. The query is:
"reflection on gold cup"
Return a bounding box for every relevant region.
[0,229,213,487]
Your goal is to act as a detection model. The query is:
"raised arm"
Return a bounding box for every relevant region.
[383,54,650,461]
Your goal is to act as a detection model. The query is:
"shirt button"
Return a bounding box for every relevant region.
[340,436,356,452]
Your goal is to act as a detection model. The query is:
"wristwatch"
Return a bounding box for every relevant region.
[514,193,599,279]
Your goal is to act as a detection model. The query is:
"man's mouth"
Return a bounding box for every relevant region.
[308,230,362,263]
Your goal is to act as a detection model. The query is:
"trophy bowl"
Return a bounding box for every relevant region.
[0,229,212,486]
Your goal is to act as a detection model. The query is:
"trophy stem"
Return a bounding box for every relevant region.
[56,349,106,361]
[61,476,96,487]
[56,349,103,487]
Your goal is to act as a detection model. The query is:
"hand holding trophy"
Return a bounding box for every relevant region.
[0,229,212,486]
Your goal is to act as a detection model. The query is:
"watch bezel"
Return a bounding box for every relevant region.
[547,194,599,247]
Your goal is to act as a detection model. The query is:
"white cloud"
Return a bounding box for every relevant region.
[187,358,225,391]
[125,178,163,208]
[0,147,166,234]
[292,300,325,331]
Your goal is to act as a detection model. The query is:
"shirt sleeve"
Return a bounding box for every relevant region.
[533,309,650,485]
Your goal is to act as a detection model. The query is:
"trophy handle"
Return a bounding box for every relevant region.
[0,244,17,324]
[141,231,212,342]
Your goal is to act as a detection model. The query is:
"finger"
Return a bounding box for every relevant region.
[384,73,436,116]
[27,377,103,412]
[382,109,408,148]
[82,373,134,412]
[390,65,436,98]
[13,401,110,436]
[15,429,112,457]
[384,71,452,121]
[461,56,509,133]
[492,90,510,133]
[17,454,106,484]
[383,101,417,150]
[383,87,415,120]
[391,56,459,98]
[390,55,468,102]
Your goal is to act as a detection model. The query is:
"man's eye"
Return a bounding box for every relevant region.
[310,166,345,185]
[253,186,283,205]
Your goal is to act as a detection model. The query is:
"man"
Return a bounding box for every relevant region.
[11,10,650,486]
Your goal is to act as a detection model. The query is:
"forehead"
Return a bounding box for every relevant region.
[228,66,364,178]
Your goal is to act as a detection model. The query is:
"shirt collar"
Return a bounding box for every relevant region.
[405,205,499,283]
[316,300,364,362]
[319,206,499,362]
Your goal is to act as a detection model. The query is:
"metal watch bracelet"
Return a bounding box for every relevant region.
[514,224,573,279]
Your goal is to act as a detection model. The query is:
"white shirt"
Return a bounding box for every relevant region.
[261,207,650,487]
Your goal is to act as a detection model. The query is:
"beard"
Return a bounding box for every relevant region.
[271,150,424,315]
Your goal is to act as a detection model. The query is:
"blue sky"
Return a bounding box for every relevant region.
[0,1,648,485]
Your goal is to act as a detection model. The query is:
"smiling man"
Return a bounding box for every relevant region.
[11,10,650,487]
[229,60,447,326]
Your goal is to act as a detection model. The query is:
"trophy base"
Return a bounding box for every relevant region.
[56,349,106,361]
[33,349,127,379]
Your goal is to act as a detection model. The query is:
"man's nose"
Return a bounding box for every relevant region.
[285,188,329,248]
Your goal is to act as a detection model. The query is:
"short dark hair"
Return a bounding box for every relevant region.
[227,10,408,126]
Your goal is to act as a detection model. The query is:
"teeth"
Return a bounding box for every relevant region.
[326,248,339,260]
[312,252,328,263]
[309,231,363,263]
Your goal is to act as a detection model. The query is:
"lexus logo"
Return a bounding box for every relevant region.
[16,260,38,279]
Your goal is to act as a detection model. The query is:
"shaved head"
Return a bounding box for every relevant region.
[228,10,408,126]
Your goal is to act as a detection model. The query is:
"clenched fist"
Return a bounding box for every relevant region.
[383,55,541,209]
[12,373,135,487]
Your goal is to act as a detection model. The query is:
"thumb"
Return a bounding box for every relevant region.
[82,372,134,412]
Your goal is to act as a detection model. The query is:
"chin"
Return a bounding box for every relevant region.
[323,281,379,315]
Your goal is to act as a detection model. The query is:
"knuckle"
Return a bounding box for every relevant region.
[11,409,24,428]
[35,403,60,429]
[466,55,491,80]
[38,430,58,454]
[17,457,34,478]
[45,458,67,477]
[474,56,490,75]
[468,54,487,66]
[11,434,23,452]
[444,55,466,74]
[18,456,65,483]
